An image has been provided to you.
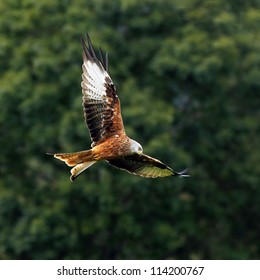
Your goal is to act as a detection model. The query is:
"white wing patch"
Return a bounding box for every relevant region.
[82,57,112,101]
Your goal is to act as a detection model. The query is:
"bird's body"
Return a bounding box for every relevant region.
[49,34,189,181]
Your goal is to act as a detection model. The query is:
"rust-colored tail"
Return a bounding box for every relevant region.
[48,150,96,181]
[51,150,94,166]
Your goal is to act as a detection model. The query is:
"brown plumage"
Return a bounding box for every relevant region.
[48,34,189,181]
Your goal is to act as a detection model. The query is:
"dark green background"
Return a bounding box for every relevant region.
[0,0,259,259]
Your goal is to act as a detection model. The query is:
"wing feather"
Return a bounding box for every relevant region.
[108,154,185,178]
[81,35,125,146]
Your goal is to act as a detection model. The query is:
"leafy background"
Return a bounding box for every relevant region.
[0,0,259,259]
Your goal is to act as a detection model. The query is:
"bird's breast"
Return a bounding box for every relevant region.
[92,135,131,160]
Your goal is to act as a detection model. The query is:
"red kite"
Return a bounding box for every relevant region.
[49,34,189,181]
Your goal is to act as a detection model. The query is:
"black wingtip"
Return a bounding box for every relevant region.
[105,52,109,71]
[86,33,98,60]
[81,33,109,71]
[176,168,190,178]
[80,37,85,50]
[81,36,90,59]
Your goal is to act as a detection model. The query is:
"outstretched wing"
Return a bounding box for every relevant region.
[81,34,125,146]
[108,154,189,178]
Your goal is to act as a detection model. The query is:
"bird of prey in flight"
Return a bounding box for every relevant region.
[49,34,189,181]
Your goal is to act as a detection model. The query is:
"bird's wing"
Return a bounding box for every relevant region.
[81,34,125,147]
[108,153,189,178]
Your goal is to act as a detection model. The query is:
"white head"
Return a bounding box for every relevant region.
[129,139,143,154]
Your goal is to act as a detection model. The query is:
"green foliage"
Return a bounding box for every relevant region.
[0,0,259,259]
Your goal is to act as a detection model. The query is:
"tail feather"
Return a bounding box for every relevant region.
[47,150,96,181]
[47,150,94,166]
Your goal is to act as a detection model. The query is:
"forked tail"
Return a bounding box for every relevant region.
[47,150,96,181]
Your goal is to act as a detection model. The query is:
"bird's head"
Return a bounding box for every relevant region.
[130,139,143,155]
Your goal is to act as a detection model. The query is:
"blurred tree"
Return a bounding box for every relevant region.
[0,0,259,259]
